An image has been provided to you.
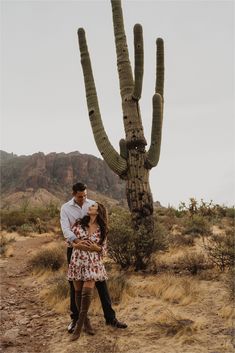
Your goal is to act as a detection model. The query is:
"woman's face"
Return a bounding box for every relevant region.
[88,203,98,216]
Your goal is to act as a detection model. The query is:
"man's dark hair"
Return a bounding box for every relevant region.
[72,182,87,193]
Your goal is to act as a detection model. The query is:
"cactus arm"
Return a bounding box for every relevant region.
[155,38,164,100]
[119,138,128,159]
[132,24,144,101]
[146,38,164,169]
[77,28,127,176]
[146,93,163,169]
[111,0,134,99]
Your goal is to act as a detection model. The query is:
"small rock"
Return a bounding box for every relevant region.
[19,305,27,309]
[0,337,14,348]
[7,300,15,305]
[1,311,9,322]
[3,328,19,342]
[18,317,30,325]
[32,314,40,319]
[19,331,28,336]
[8,287,17,294]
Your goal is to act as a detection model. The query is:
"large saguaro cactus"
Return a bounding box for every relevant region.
[77,0,164,269]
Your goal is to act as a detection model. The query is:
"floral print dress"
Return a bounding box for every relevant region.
[67,224,108,282]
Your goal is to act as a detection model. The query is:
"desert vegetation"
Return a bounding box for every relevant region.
[1,198,234,352]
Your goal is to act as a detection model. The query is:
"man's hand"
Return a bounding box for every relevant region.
[72,240,101,252]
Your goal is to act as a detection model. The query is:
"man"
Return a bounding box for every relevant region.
[60,182,127,333]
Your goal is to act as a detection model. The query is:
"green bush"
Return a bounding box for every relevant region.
[18,223,35,236]
[108,208,135,269]
[108,207,168,270]
[0,210,27,228]
[203,229,234,271]
[0,206,58,233]
[225,207,235,219]
[29,246,66,271]
[183,214,211,236]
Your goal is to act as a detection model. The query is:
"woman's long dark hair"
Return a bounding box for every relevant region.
[78,202,108,244]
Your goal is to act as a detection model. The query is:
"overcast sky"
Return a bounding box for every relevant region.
[1,0,234,207]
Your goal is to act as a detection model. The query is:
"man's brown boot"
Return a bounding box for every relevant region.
[70,287,93,341]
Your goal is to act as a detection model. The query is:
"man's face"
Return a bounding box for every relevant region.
[74,190,87,206]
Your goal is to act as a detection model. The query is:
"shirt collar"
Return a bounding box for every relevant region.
[71,197,92,207]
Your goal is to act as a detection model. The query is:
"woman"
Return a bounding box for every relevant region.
[67,202,108,341]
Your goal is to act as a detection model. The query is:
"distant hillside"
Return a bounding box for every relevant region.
[0,150,125,208]
[0,151,17,164]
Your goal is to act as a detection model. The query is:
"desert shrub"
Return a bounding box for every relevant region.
[178,252,209,275]
[29,246,66,271]
[179,198,198,216]
[45,202,60,218]
[154,222,169,251]
[18,223,35,236]
[224,268,235,301]
[108,208,135,269]
[108,207,168,270]
[203,229,234,271]
[0,235,15,255]
[154,309,194,337]
[107,274,127,304]
[168,232,195,247]
[0,206,58,233]
[183,214,211,236]
[178,198,234,221]
[48,273,69,299]
[0,210,27,228]
[225,207,235,220]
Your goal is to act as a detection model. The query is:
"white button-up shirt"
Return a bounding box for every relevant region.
[60,197,95,243]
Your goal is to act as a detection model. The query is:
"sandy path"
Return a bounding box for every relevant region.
[0,235,58,353]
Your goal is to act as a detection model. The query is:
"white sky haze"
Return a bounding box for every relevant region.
[1,0,234,207]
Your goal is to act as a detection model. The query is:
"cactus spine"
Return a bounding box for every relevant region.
[77,0,164,269]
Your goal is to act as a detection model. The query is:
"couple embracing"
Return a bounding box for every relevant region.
[60,182,127,341]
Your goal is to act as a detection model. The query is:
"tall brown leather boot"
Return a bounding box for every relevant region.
[75,289,82,314]
[70,287,93,341]
[84,316,95,335]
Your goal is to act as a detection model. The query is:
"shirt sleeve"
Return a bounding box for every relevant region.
[60,207,77,243]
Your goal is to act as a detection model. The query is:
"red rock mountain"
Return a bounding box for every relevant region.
[0,151,125,204]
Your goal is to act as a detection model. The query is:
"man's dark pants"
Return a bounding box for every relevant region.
[67,247,116,323]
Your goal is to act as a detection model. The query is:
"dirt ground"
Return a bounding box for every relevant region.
[0,234,234,353]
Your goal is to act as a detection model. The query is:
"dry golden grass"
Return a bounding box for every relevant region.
[126,273,199,305]
[0,233,16,256]
[219,304,235,323]
[152,308,195,338]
